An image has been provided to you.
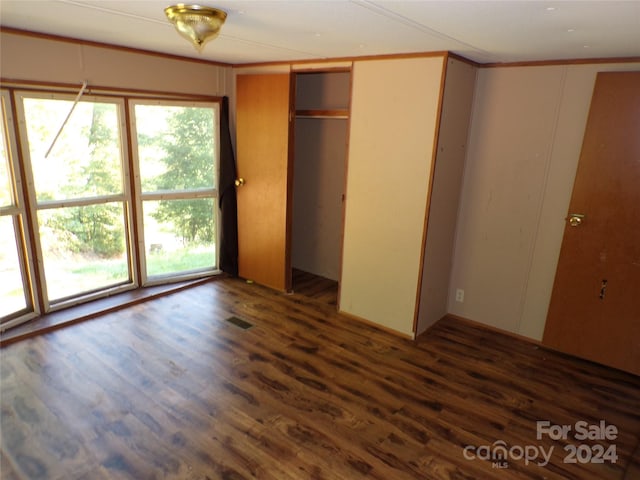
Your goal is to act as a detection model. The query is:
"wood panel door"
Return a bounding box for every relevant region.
[543,72,640,375]
[235,73,294,291]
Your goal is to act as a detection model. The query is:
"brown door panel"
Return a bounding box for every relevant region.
[543,72,640,375]
[235,73,294,291]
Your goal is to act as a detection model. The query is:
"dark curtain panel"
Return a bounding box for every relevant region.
[218,96,239,276]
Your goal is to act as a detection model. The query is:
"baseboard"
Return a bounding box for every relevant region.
[338,309,415,340]
[430,313,545,347]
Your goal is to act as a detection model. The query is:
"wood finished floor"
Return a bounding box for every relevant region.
[292,269,339,306]
[1,275,639,480]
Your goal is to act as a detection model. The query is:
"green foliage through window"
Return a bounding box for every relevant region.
[136,105,216,246]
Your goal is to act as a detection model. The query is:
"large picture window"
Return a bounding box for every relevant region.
[131,101,220,282]
[0,89,221,328]
[16,93,133,307]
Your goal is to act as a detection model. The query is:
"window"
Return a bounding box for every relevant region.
[0,90,37,329]
[0,89,221,327]
[131,101,220,282]
[16,93,134,307]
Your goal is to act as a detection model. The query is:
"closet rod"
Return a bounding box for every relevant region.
[295,109,349,119]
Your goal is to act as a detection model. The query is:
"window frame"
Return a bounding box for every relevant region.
[14,91,138,312]
[0,89,39,330]
[129,98,222,286]
[0,85,223,328]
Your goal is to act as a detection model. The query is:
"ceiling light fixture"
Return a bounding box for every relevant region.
[165,4,227,51]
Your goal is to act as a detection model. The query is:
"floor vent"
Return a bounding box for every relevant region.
[225,316,254,330]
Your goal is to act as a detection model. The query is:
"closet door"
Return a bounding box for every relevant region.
[236,73,294,291]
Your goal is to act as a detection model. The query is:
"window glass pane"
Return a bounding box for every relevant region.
[143,199,216,277]
[22,98,123,201]
[0,113,13,208]
[0,216,27,318]
[38,203,129,301]
[135,105,215,192]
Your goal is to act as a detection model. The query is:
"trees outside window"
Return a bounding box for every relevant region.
[132,102,219,281]
[19,95,130,303]
[1,91,220,327]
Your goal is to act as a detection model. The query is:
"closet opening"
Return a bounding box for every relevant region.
[291,70,350,307]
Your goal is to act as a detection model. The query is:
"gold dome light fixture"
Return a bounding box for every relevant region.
[165,4,227,51]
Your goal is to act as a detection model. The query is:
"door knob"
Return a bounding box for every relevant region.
[235,178,245,187]
[567,213,585,227]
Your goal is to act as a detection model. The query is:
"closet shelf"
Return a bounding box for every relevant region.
[295,109,349,119]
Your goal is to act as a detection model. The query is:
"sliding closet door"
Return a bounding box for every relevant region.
[235,73,294,291]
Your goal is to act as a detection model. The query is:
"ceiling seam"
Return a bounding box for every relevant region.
[217,34,322,59]
[351,0,492,58]
[55,0,168,25]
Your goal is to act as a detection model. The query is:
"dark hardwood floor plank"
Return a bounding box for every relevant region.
[292,269,339,305]
[2,274,639,479]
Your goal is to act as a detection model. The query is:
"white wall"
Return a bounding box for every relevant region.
[340,56,445,337]
[416,57,476,335]
[449,61,640,340]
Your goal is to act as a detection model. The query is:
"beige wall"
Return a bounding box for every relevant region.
[295,71,351,110]
[449,61,640,340]
[416,58,476,335]
[8,30,639,342]
[292,72,350,280]
[340,56,445,337]
[292,118,348,280]
[0,31,232,96]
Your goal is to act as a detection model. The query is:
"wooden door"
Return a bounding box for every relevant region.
[543,72,640,375]
[235,73,294,291]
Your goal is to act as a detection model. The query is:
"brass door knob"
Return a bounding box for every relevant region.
[235,178,245,187]
[567,214,585,227]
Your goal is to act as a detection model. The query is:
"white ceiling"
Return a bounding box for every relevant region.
[1,0,639,65]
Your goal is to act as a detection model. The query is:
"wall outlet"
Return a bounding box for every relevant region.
[455,288,465,303]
